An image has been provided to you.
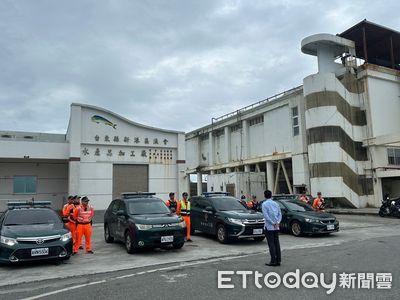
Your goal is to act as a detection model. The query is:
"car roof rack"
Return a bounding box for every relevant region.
[7,200,52,209]
[121,192,156,199]
[202,192,230,197]
[273,194,298,199]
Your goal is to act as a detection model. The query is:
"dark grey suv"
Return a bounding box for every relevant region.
[190,193,265,243]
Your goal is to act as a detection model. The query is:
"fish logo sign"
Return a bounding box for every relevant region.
[91,115,117,129]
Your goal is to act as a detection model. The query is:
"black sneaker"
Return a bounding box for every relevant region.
[87,250,94,254]
[72,252,77,256]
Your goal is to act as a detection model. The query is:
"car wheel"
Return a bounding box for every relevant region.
[291,221,302,237]
[253,236,265,242]
[104,224,114,243]
[125,231,136,254]
[173,242,184,249]
[216,224,228,244]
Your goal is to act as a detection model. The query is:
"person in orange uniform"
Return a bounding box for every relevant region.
[165,192,181,214]
[312,192,325,210]
[299,191,310,204]
[73,196,94,254]
[247,195,260,211]
[180,192,192,242]
[62,195,73,230]
[67,196,80,248]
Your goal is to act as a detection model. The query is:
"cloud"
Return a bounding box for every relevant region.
[0,0,399,133]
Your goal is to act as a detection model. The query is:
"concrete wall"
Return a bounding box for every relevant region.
[207,172,266,200]
[263,105,291,155]
[0,140,69,160]
[68,104,185,210]
[366,70,400,137]
[0,162,68,212]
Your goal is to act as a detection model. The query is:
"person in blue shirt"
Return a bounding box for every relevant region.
[261,190,282,266]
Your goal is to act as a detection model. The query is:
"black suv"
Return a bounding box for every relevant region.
[104,193,186,253]
[0,201,72,264]
[190,193,265,243]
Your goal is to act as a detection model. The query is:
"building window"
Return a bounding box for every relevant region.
[249,115,264,126]
[230,123,242,132]
[292,106,299,136]
[200,134,209,141]
[387,148,400,165]
[13,176,37,194]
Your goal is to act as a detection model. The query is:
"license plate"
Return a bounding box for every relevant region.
[31,248,49,257]
[161,236,174,243]
[253,229,263,235]
[327,224,335,230]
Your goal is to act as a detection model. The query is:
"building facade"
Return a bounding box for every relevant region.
[0,103,187,213]
[1,20,399,210]
[185,20,400,208]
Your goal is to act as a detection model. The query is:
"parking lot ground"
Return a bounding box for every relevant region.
[0,214,399,287]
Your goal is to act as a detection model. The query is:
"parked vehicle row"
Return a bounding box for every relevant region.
[0,193,340,264]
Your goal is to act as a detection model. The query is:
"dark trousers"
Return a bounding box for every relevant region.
[265,229,281,264]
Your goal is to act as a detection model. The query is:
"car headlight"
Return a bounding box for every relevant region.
[60,232,72,242]
[227,218,244,225]
[136,224,153,230]
[305,218,318,223]
[177,220,187,228]
[0,236,18,246]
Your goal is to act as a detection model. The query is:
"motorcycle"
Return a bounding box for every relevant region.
[379,197,400,217]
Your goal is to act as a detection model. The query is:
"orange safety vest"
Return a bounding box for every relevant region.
[313,198,324,209]
[166,200,181,214]
[299,195,309,203]
[62,203,70,217]
[67,204,79,223]
[75,205,94,224]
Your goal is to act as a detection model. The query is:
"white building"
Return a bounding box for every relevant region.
[1,20,399,210]
[0,103,187,214]
[185,20,400,208]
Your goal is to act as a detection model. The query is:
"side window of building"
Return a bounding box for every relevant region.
[292,106,299,136]
[13,176,37,194]
[387,148,400,165]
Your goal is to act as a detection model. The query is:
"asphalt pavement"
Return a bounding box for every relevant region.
[0,214,399,295]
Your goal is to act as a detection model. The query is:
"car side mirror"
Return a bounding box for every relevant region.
[205,206,214,212]
[116,210,126,216]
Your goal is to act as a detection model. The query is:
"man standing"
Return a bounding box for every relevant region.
[261,190,282,267]
[165,192,181,214]
[73,196,94,254]
[299,191,310,204]
[62,195,74,230]
[312,192,325,210]
[247,195,259,211]
[67,195,80,249]
[180,192,192,242]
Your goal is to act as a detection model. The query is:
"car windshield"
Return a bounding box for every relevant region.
[4,209,62,226]
[212,197,248,211]
[284,201,314,212]
[128,200,171,215]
